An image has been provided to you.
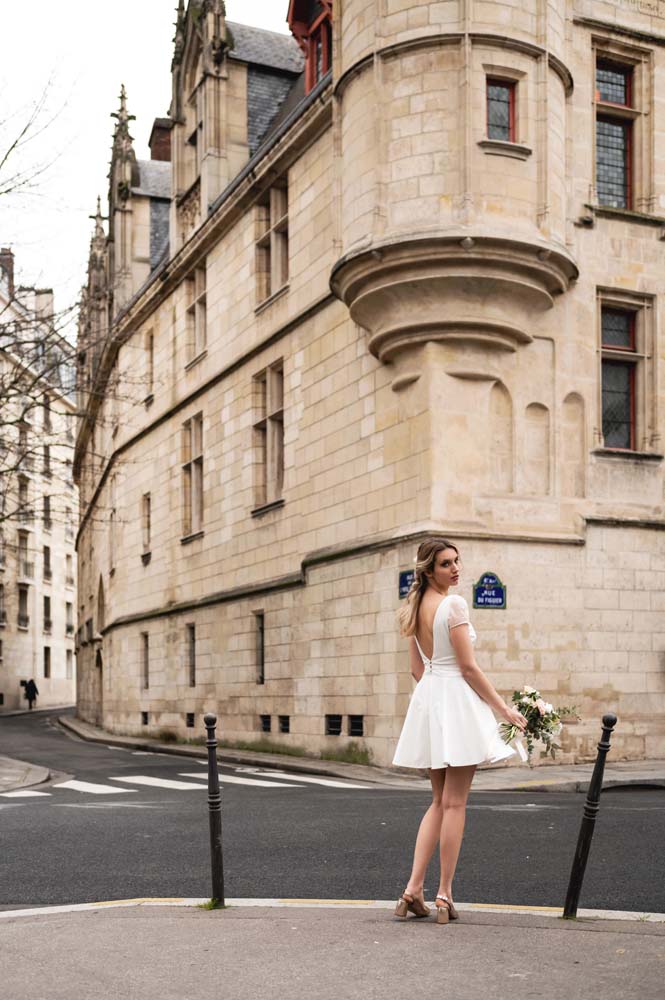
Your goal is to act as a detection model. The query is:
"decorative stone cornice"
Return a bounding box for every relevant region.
[330,235,578,363]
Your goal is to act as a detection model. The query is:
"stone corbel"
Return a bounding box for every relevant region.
[330,235,578,364]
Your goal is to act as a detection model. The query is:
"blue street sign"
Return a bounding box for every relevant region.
[473,572,507,609]
[399,570,415,599]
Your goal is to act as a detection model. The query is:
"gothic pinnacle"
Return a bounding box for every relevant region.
[111,84,136,130]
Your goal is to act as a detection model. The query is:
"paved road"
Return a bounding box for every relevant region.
[1,710,663,913]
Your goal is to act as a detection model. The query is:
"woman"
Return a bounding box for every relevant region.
[392,538,527,924]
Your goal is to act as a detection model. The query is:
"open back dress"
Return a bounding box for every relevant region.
[392,594,515,769]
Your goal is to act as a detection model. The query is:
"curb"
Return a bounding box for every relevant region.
[56,715,419,787]
[1,897,663,924]
[0,755,51,794]
[0,705,75,718]
[56,715,665,793]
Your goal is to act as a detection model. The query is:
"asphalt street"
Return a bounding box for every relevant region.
[1,710,663,913]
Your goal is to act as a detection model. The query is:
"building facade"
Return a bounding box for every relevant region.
[0,249,78,711]
[75,0,664,765]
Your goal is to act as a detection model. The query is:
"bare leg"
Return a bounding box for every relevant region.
[404,768,445,898]
[438,764,476,901]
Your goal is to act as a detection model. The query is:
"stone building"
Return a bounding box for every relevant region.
[0,249,78,711]
[75,0,664,765]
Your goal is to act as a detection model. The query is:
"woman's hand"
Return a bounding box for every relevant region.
[501,705,528,731]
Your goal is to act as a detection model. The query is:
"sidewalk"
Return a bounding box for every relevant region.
[1,901,663,1000]
[0,754,49,793]
[58,713,665,793]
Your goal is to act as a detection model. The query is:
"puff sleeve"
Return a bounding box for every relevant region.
[447,595,471,630]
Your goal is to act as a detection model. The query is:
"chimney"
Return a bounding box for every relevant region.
[35,289,55,323]
[149,118,172,162]
[0,247,15,298]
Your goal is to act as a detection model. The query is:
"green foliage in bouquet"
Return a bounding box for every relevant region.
[500,686,578,762]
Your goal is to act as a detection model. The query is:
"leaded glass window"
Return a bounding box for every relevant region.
[487,80,515,142]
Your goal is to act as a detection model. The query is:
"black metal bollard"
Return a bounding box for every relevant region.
[204,712,225,906]
[562,713,617,919]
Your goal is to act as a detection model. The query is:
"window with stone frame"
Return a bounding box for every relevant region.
[182,413,204,537]
[145,329,155,400]
[593,44,651,213]
[252,362,284,510]
[255,184,288,305]
[598,294,657,453]
[185,266,206,363]
[141,631,150,689]
[43,494,51,531]
[486,78,516,142]
[43,594,52,634]
[18,585,29,628]
[0,583,5,626]
[43,645,51,678]
[18,476,31,523]
[187,623,196,687]
[142,492,151,555]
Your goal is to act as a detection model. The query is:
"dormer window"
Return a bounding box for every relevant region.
[288,1,332,94]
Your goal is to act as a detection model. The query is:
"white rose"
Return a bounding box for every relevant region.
[544,702,553,714]
[524,685,537,695]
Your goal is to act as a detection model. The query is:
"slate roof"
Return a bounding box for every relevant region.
[227,21,304,74]
[247,67,300,155]
[132,160,171,200]
[150,200,170,271]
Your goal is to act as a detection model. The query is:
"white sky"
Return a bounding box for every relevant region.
[0,2,290,328]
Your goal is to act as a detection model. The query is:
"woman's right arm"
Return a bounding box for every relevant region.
[449,625,526,729]
[409,638,424,682]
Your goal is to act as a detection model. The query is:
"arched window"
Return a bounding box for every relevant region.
[288,1,332,94]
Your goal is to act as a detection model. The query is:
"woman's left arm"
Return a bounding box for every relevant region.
[409,638,424,682]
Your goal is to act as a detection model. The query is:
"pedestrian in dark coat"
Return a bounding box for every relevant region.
[24,679,38,710]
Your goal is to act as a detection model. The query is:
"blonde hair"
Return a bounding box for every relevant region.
[397,538,460,637]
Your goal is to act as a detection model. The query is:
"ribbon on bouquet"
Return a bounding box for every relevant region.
[512,738,528,763]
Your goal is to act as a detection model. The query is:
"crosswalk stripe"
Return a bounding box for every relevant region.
[53,780,137,795]
[179,772,303,789]
[238,769,371,790]
[0,789,52,798]
[109,775,209,790]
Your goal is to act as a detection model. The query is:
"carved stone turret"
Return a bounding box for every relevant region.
[331,0,578,370]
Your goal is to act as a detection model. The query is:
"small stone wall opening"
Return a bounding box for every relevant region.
[325,714,342,736]
[141,711,149,725]
[260,714,271,733]
[348,715,364,738]
[278,715,290,734]
[186,712,195,728]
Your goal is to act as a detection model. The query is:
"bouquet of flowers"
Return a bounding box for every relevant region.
[500,686,577,764]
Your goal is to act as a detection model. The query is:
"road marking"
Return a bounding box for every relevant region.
[179,772,304,789]
[0,789,52,798]
[109,775,210,790]
[53,780,137,795]
[237,769,371,789]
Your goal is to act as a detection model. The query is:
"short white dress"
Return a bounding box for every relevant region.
[392,595,516,769]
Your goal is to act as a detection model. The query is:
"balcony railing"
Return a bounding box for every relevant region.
[19,509,34,524]
[17,613,29,629]
[44,567,52,581]
[66,623,74,636]
[44,618,52,634]
[44,519,53,531]
[66,574,75,587]
[19,560,34,579]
